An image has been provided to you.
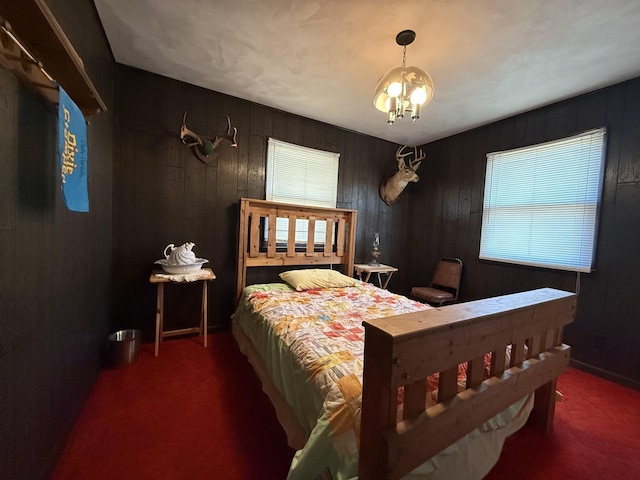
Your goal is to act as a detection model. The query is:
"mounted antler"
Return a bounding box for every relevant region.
[180,112,238,164]
[212,115,238,149]
[379,145,426,205]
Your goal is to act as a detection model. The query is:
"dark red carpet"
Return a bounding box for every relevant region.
[52,333,640,479]
[51,333,294,480]
[486,367,640,480]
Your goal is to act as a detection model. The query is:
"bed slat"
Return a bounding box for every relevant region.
[466,355,485,389]
[403,380,427,420]
[528,334,543,357]
[249,212,260,258]
[336,218,345,257]
[525,337,534,359]
[267,213,276,258]
[437,367,459,403]
[324,219,334,256]
[287,215,296,257]
[491,348,506,377]
[510,339,526,367]
[306,217,315,256]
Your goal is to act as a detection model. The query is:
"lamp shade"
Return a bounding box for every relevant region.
[373,65,435,113]
[373,30,434,124]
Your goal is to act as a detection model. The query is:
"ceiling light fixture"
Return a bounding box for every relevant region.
[373,30,434,125]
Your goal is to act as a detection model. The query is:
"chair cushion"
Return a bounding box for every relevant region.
[411,286,454,302]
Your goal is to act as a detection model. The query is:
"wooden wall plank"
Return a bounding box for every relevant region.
[412,77,640,386]
[113,66,407,331]
[112,67,640,386]
[1,2,115,478]
[619,80,640,183]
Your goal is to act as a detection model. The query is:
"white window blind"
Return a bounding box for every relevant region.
[266,138,340,243]
[479,127,606,273]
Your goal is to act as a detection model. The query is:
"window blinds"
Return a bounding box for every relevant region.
[266,138,340,243]
[266,138,339,207]
[479,127,606,273]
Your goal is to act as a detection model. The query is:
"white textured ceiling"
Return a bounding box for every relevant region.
[94,0,640,147]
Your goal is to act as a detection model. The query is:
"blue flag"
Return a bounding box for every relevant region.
[58,86,89,212]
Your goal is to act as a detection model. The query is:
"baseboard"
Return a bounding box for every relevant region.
[569,359,640,391]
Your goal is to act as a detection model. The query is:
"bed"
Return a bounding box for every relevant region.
[232,198,576,480]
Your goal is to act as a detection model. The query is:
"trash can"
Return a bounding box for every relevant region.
[107,329,141,368]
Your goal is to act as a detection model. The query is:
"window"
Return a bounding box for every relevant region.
[479,127,606,273]
[265,138,340,244]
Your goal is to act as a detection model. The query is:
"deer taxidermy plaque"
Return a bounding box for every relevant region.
[379,145,425,205]
[179,112,237,164]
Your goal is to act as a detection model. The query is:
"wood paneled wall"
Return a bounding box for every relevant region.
[3,3,638,478]
[112,66,412,334]
[0,1,114,478]
[115,66,640,387]
[409,78,640,387]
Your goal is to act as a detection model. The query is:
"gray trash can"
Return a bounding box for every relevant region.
[107,329,141,368]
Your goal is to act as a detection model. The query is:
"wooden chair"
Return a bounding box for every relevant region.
[411,257,463,306]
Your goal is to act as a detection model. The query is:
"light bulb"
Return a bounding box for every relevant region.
[387,81,402,97]
[410,87,427,105]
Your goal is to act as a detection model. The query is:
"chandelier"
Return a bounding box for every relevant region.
[373,30,434,125]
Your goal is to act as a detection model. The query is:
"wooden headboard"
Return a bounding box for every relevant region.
[236,198,358,301]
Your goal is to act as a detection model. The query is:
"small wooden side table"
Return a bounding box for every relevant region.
[149,268,216,356]
[354,263,398,289]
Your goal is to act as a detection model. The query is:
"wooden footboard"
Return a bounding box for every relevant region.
[359,287,576,480]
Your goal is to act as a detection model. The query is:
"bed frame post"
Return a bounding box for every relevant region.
[345,210,357,279]
[529,378,558,434]
[360,324,395,480]
[236,198,249,302]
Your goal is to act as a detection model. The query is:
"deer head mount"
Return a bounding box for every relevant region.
[180,112,237,164]
[379,145,426,205]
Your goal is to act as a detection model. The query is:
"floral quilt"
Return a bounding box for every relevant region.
[235,282,530,480]
[243,282,430,458]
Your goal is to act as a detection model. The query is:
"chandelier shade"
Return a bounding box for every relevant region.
[373,30,434,125]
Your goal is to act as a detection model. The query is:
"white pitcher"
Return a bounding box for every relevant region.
[163,242,197,265]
